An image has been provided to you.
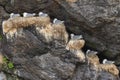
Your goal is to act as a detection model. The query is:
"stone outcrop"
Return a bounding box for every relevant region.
[0,0,120,59]
[0,0,120,80]
[1,27,119,80]
[0,14,119,80]
[52,0,120,59]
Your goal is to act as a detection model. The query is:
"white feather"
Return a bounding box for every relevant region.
[10,13,20,18]
[53,18,64,24]
[23,12,36,17]
[103,59,115,64]
[38,12,48,17]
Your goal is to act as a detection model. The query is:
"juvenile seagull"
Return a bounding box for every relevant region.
[53,18,64,24]
[23,12,36,17]
[38,12,48,17]
[103,59,115,64]
[70,34,83,40]
[10,13,20,18]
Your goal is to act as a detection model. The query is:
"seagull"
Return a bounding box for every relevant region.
[86,49,98,55]
[53,18,64,24]
[103,59,115,64]
[23,12,36,17]
[38,12,48,17]
[70,34,83,40]
[10,13,20,18]
[86,49,98,66]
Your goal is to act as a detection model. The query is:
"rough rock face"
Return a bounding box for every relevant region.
[53,0,120,59]
[1,18,75,79]
[1,16,119,79]
[4,0,53,13]
[1,26,119,80]
[0,0,120,59]
[72,64,119,80]
[0,0,120,80]
[0,6,8,33]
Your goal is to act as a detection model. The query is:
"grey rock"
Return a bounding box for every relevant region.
[0,0,120,80]
[4,0,53,13]
[1,25,119,80]
[0,0,8,6]
[15,53,75,80]
[0,0,120,59]
[2,27,76,80]
[0,6,9,33]
[0,6,8,20]
[72,65,119,80]
[0,72,6,80]
[53,0,120,59]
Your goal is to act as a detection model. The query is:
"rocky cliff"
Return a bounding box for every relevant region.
[0,0,120,80]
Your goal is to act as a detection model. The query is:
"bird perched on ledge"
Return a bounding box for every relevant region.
[86,49,99,66]
[70,34,83,40]
[52,18,68,43]
[38,12,48,17]
[23,12,36,17]
[10,13,20,18]
[66,34,85,51]
[103,59,115,64]
[86,49,98,55]
[53,18,64,24]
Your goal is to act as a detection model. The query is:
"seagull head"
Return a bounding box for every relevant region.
[103,59,107,64]
[70,33,74,39]
[86,49,91,54]
[39,12,44,15]
[53,18,58,23]
[10,13,14,16]
[79,35,83,39]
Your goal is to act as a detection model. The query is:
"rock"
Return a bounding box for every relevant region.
[0,6,9,33]
[0,0,120,79]
[0,0,120,60]
[0,6,8,21]
[0,0,8,6]
[0,72,7,80]
[4,0,53,13]
[1,21,119,80]
[52,0,120,59]
[72,64,119,80]
[14,53,75,80]
[2,29,48,58]
[1,25,75,80]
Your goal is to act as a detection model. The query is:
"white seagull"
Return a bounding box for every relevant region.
[53,18,64,24]
[86,49,98,55]
[38,12,48,17]
[23,12,36,17]
[103,59,115,64]
[70,33,83,40]
[10,13,20,18]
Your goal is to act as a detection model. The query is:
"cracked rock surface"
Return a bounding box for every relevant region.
[0,0,120,60]
[0,0,120,80]
[1,25,119,80]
